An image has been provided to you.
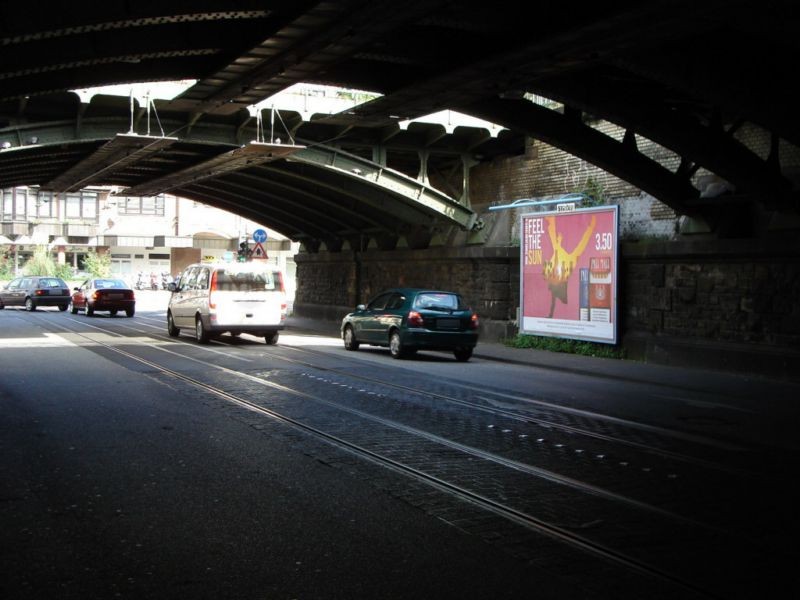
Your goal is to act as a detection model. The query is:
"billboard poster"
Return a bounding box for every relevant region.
[519,205,618,344]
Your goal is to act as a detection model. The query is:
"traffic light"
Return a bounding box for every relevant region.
[237,241,250,262]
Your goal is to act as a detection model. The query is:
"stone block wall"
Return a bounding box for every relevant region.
[295,239,800,378]
[620,239,800,377]
[622,239,800,343]
[294,246,519,338]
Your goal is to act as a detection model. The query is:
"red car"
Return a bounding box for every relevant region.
[71,278,136,317]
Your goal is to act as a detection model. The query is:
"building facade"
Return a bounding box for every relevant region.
[1,186,299,299]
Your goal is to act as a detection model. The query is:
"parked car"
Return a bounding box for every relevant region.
[0,276,71,311]
[341,288,479,361]
[70,278,136,317]
[167,262,287,344]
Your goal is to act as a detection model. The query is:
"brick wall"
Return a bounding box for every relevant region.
[470,131,644,208]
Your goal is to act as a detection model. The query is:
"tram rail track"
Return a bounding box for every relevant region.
[120,313,758,477]
[61,314,792,521]
[42,314,780,598]
[60,314,794,539]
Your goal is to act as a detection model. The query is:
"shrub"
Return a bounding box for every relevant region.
[580,177,606,206]
[19,246,73,280]
[83,250,111,278]
[23,246,57,276]
[504,333,625,359]
[0,250,13,279]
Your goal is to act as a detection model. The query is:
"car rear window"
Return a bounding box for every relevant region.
[39,278,66,288]
[95,279,127,289]
[413,292,465,310]
[214,269,283,292]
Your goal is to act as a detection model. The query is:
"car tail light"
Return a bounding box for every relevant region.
[127,291,135,300]
[35,289,46,296]
[209,271,218,309]
[92,291,101,300]
[407,311,424,327]
[469,313,479,329]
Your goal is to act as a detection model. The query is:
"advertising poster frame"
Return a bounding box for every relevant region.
[519,204,619,344]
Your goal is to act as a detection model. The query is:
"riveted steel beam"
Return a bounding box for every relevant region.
[118,141,303,197]
[290,144,476,230]
[42,133,178,193]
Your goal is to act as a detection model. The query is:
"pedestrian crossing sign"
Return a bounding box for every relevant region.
[252,241,267,259]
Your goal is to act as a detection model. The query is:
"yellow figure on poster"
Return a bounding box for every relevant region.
[542,214,596,317]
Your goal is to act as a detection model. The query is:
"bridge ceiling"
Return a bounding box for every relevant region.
[1,0,798,247]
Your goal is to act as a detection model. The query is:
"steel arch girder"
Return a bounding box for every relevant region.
[233,169,393,234]
[182,183,336,243]
[464,98,702,216]
[188,175,362,239]
[529,74,794,204]
[289,144,477,230]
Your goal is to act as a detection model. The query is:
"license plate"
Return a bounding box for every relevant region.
[437,318,460,330]
[108,293,123,299]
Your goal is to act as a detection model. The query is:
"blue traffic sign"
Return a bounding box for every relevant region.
[252,228,267,243]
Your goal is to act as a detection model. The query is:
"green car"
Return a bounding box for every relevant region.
[341,288,479,361]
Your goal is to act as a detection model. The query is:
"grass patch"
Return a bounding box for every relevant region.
[503,334,625,359]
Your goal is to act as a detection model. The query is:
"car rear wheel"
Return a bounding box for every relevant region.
[195,317,210,344]
[167,312,180,337]
[70,301,78,314]
[125,308,135,318]
[454,347,473,362]
[58,304,68,312]
[110,309,118,316]
[265,331,279,345]
[389,330,407,359]
[343,325,359,351]
[86,304,94,316]
[25,298,35,311]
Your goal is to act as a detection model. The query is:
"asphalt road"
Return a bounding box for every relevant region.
[2,294,798,599]
[0,300,568,600]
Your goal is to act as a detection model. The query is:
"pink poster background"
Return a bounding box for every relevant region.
[521,207,617,323]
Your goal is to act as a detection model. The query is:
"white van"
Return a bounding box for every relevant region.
[167,262,287,344]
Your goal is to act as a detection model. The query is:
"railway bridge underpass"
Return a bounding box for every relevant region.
[1,1,799,378]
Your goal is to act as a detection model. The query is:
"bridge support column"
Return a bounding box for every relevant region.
[417,150,430,186]
[461,154,479,208]
[372,145,387,167]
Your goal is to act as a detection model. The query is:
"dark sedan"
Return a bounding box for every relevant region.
[71,278,136,317]
[0,276,71,311]
[341,288,479,361]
